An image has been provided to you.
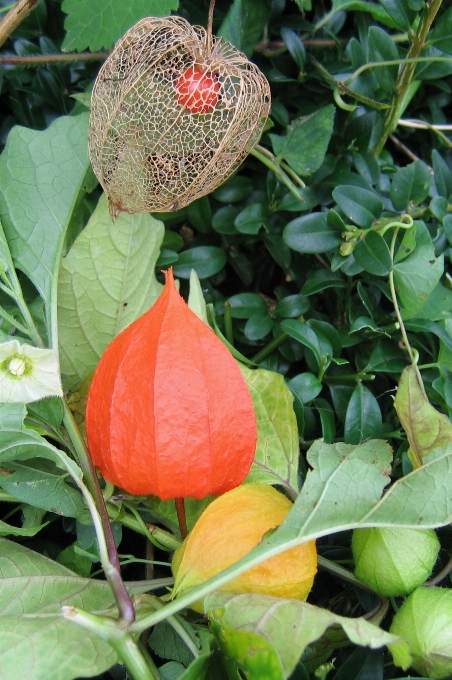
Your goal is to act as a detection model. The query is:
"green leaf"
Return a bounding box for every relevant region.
[210,617,284,680]
[62,0,179,52]
[429,6,452,55]
[0,519,49,538]
[281,320,325,366]
[301,269,347,295]
[432,150,452,199]
[148,620,195,666]
[228,293,268,319]
[332,186,383,228]
[207,592,405,679]
[235,203,269,235]
[0,458,85,518]
[218,0,272,57]
[0,114,92,334]
[353,231,392,276]
[368,25,400,93]
[390,160,432,211]
[212,206,240,234]
[332,646,384,680]
[393,223,444,319]
[187,196,212,234]
[188,269,208,324]
[284,212,343,254]
[173,247,227,279]
[394,365,452,467]
[244,312,273,340]
[344,383,382,444]
[58,193,164,387]
[274,294,310,319]
[0,538,118,680]
[314,397,336,443]
[377,0,416,30]
[212,176,253,203]
[330,0,399,28]
[270,105,335,177]
[288,373,322,404]
[281,27,306,70]
[241,365,300,495]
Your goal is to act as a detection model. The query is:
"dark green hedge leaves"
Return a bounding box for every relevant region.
[235,203,269,234]
[270,105,335,177]
[354,231,392,276]
[344,383,382,444]
[173,246,226,279]
[332,186,383,228]
[284,213,342,253]
[390,160,432,211]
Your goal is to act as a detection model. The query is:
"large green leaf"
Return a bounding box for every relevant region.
[240,365,299,495]
[131,439,452,634]
[62,0,179,52]
[218,0,272,57]
[0,114,92,336]
[0,538,118,680]
[206,592,409,679]
[390,160,432,211]
[58,193,164,387]
[270,106,335,177]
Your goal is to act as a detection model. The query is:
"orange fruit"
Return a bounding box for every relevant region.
[172,484,317,612]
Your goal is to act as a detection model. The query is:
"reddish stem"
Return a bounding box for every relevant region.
[175,497,188,539]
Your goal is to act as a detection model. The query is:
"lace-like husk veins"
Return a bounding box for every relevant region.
[89,16,271,215]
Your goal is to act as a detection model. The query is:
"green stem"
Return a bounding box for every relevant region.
[345,55,452,86]
[0,305,30,336]
[3,269,43,347]
[121,502,169,551]
[374,0,444,156]
[223,301,234,345]
[62,401,135,622]
[323,373,375,383]
[250,146,306,202]
[251,332,288,363]
[62,608,157,680]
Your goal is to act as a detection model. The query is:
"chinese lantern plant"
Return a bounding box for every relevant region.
[85,268,257,536]
[352,527,440,597]
[172,483,317,612]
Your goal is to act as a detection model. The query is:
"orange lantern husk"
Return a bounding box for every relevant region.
[85,269,257,500]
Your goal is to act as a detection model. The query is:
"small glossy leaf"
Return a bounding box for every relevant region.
[394,365,452,467]
[212,206,240,234]
[390,160,432,210]
[270,105,335,177]
[187,196,212,233]
[332,646,384,680]
[314,397,336,443]
[429,6,452,54]
[244,311,273,340]
[235,203,269,234]
[353,231,392,276]
[368,25,400,92]
[377,0,416,30]
[332,186,382,228]
[284,213,343,254]
[241,365,300,494]
[432,150,452,199]
[287,373,322,404]
[301,269,347,296]
[173,247,227,279]
[213,175,253,203]
[364,340,408,373]
[344,383,382,444]
[281,320,323,365]
[281,27,306,70]
[228,293,268,319]
[393,223,443,319]
[274,295,310,318]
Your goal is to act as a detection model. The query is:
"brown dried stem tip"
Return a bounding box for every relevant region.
[88,8,271,216]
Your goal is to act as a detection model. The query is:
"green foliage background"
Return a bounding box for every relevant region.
[1,0,452,678]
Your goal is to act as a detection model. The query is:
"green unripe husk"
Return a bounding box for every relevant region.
[352,527,439,596]
[390,586,452,679]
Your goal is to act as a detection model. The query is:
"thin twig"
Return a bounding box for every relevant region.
[389,134,420,162]
[0,0,40,50]
[0,52,109,65]
[206,0,215,60]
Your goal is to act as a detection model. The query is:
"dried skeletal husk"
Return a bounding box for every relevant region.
[89,16,271,216]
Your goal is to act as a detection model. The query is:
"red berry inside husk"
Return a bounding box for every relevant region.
[176,66,220,113]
